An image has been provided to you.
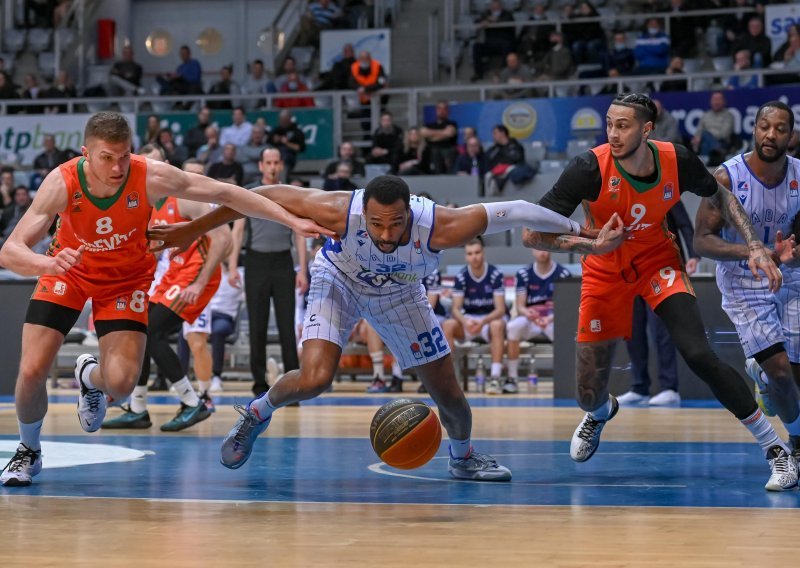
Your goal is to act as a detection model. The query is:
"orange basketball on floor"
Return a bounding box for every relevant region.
[370,399,442,469]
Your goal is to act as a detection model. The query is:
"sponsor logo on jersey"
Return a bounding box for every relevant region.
[73,191,82,201]
[737,181,750,204]
[54,281,66,296]
[414,239,422,254]
[305,313,320,329]
[609,177,621,191]
[791,179,799,197]
[127,192,139,209]
[172,255,185,265]
[494,209,507,218]
[72,205,82,213]
[590,319,602,333]
[39,285,49,293]
[738,181,749,191]
[663,182,674,201]
[411,342,423,360]
[167,204,175,216]
[651,279,662,295]
[116,296,127,311]
[77,227,138,252]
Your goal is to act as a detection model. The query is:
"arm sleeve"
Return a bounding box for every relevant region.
[675,144,717,197]
[537,151,602,217]
[668,200,699,259]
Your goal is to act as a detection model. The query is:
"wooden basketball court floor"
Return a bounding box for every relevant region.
[1,381,799,567]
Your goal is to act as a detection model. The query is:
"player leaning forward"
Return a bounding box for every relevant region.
[149,175,624,480]
[0,112,330,487]
[524,93,797,490]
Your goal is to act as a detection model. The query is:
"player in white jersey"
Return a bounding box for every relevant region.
[695,100,800,476]
[149,175,624,480]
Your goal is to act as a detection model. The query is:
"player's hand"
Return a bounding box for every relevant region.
[592,213,624,255]
[228,267,242,288]
[296,270,309,294]
[179,282,203,304]
[290,217,335,240]
[465,319,482,335]
[748,242,783,292]
[147,222,196,254]
[43,245,84,275]
[774,230,798,266]
[684,257,699,275]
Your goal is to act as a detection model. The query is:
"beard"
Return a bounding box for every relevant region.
[755,141,788,163]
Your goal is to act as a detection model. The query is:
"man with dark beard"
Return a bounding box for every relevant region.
[695,101,800,469]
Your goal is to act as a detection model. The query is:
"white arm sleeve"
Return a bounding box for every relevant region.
[481,201,581,235]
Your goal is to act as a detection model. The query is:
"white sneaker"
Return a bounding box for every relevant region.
[765,445,799,491]
[570,395,619,462]
[448,450,512,481]
[616,391,649,406]
[76,354,106,433]
[267,357,279,386]
[486,378,502,395]
[209,376,224,393]
[745,358,775,417]
[649,389,681,406]
[1,443,42,487]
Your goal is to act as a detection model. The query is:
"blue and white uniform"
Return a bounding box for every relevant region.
[183,267,244,338]
[422,269,447,323]
[717,153,800,361]
[302,190,448,369]
[451,262,506,342]
[507,262,571,342]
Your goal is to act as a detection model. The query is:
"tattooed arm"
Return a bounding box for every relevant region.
[522,213,624,254]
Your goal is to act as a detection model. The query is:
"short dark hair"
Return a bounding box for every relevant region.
[233,106,246,115]
[363,175,410,209]
[611,93,657,124]
[494,124,509,136]
[756,100,795,132]
[84,111,132,144]
[1,165,15,174]
[465,236,484,248]
[260,146,282,161]
[13,185,28,195]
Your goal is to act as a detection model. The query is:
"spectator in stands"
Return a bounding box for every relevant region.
[731,16,772,68]
[196,125,223,165]
[668,0,699,58]
[144,114,160,145]
[651,99,683,145]
[518,3,555,63]
[241,59,274,110]
[634,18,670,75]
[420,101,458,175]
[494,52,534,99]
[484,124,535,196]
[453,135,488,179]
[41,69,77,113]
[322,161,358,191]
[780,24,800,69]
[726,49,758,89]
[184,106,211,158]
[0,71,19,103]
[457,126,478,155]
[471,0,515,82]
[207,64,240,110]
[393,126,429,176]
[268,109,306,175]
[444,237,508,395]
[109,44,143,95]
[298,0,345,46]
[537,31,575,82]
[692,91,735,160]
[219,106,253,148]
[275,56,312,92]
[157,45,203,97]
[156,128,189,168]
[566,1,606,65]
[0,167,15,207]
[207,143,244,185]
[369,110,403,165]
[324,141,365,179]
[605,32,636,76]
[723,0,759,49]
[506,250,572,392]
[275,71,315,108]
[789,129,800,160]
[658,56,688,92]
[21,74,43,113]
[349,50,388,111]
[322,43,356,91]
[239,125,269,185]
[33,134,65,176]
[0,186,32,248]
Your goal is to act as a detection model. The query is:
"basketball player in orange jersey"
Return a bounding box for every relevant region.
[0,112,331,486]
[102,148,229,431]
[524,93,797,490]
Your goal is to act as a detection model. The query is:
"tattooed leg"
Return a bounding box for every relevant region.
[576,340,617,412]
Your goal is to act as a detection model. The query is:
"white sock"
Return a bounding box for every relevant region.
[741,408,788,457]
[391,360,402,377]
[783,406,800,436]
[508,359,519,379]
[249,390,278,422]
[449,437,472,459]
[80,360,99,390]
[130,385,148,413]
[370,351,384,378]
[589,396,613,421]
[18,418,43,452]
[197,380,210,395]
[170,376,200,407]
[490,362,502,378]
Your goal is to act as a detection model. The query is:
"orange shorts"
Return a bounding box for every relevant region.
[31,265,153,327]
[577,246,694,342]
[150,263,221,324]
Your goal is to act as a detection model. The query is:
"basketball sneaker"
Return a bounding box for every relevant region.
[764,445,799,491]
[101,405,152,429]
[200,392,216,413]
[570,395,619,462]
[502,378,518,394]
[367,377,388,393]
[1,443,42,487]
[220,398,272,469]
[745,358,775,417]
[448,449,512,481]
[210,376,224,393]
[486,378,502,395]
[386,376,403,393]
[616,391,649,406]
[160,402,212,432]
[76,354,106,433]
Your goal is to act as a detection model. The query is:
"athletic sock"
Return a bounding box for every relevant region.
[741,408,789,456]
[391,360,402,377]
[449,437,472,459]
[249,391,278,422]
[490,362,502,378]
[370,351,385,379]
[18,418,43,452]
[783,404,800,437]
[130,385,148,413]
[197,380,210,395]
[170,376,200,407]
[507,359,520,379]
[589,396,613,421]
[80,360,99,390]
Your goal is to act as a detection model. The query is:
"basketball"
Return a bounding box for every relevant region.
[370,399,442,469]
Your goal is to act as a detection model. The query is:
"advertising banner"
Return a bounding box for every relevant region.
[766,3,800,52]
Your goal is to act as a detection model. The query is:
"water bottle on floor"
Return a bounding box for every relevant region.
[475,356,486,393]
[527,357,538,392]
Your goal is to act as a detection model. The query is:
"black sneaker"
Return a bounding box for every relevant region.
[387,376,403,393]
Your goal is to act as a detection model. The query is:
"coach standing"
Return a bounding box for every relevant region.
[230,148,308,395]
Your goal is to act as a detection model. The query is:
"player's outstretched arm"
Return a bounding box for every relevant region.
[0,168,83,276]
[520,213,623,255]
[176,200,232,304]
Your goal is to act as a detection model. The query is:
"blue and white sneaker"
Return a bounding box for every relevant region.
[76,353,106,433]
[570,395,619,462]
[220,397,272,469]
[448,449,512,481]
[745,358,776,417]
[1,443,42,487]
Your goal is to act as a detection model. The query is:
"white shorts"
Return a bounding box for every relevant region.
[182,304,212,338]
[302,259,450,370]
[717,271,800,362]
[148,252,171,297]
